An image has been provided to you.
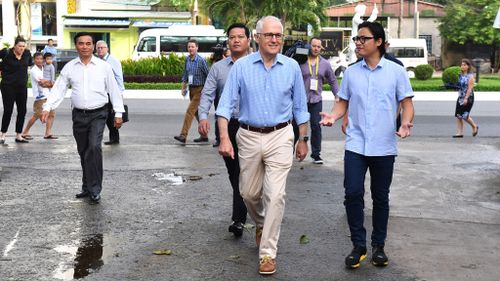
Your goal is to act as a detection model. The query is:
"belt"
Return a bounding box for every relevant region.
[73,104,108,114]
[240,120,291,134]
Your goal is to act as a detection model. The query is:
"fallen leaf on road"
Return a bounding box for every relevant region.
[243,223,255,232]
[153,249,172,255]
[300,234,310,244]
[228,255,240,260]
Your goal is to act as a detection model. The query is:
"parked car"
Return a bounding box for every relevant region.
[55,49,78,72]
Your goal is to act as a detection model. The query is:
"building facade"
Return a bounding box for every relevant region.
[0,0,193,60]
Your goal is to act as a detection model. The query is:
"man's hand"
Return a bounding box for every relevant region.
[218,137,234,159]
[295,141,308,161]
[396,122,413,138]
[198,119,210,136]
[319,112,336,127]
[114,117,123,129]
[40,111,50,124]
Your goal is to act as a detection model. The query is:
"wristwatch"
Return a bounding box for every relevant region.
[298,135,309,142]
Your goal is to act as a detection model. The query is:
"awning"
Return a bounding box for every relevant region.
[63,18,131,27]
[132,21,191,28]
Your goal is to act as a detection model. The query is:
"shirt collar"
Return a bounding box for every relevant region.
[361,56,386,70]
[75,55,99,66]
[251,51,284,66]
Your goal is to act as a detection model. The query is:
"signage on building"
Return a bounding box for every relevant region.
[31,3,43,36]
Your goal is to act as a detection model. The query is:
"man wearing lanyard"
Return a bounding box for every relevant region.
[299,37,339,164]
[96,40,125,145]
[174,40,209,144]
[41,32,124,204]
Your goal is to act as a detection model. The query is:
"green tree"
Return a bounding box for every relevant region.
[439,0,500,69]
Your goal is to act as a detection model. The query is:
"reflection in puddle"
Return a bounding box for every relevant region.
[73,234,104,279]
[53,234,104,280]
[153,172,184,185]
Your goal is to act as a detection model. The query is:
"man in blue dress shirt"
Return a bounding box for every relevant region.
[320,21,414,269]
[216,16,310,275]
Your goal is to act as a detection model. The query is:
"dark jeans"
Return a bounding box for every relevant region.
[308,102,322,158]
[1,84,27,133]
[344,150,395,248]
[223,118,247,223]
[106,103,119,142]
[72,106,108,197]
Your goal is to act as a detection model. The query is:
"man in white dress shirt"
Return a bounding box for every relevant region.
[41,32,124,204]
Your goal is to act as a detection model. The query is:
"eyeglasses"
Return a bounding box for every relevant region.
[257,33,283,41]
[352,36,374,44]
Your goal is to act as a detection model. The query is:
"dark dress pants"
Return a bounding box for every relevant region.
[308,102,322,158]
[343,150,395,248]
[224,118,247,223]
[1,84,27,133]
[72,107,108,197]
[106,103,119,142]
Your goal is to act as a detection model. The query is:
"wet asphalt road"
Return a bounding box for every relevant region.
[1,98,500,281]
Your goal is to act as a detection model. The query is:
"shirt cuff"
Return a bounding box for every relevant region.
[294,111,310,125]
[42,103,51,112]
[114,112,123,118]
[215,108,231,121]
[198,112,208,120]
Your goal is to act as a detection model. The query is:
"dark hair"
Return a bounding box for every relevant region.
[73,32,94,45]
[33,52,43,59]
[461,58,472,74]
[14,36,26,46]
[227,23,250,38]
[358,21,386,57]
[309,37,321,44]
[48,38,53,43]
[187,39,198,47]
[43,52,53,59]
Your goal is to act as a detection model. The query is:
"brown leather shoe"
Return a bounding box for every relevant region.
[259,256,276,275]
[255,226,263,247]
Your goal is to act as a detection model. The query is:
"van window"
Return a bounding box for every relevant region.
[160,36,189,53]
[190,36,220,53]
[138,36,156,52]
[387,47,425,58]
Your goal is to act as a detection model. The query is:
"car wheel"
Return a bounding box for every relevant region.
[335,66,346,77]
[406,67,416,78]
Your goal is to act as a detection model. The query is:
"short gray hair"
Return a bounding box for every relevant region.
[96,40,108,48]
[256,16,283,33]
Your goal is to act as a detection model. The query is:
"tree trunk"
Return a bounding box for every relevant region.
[398,0,403,38]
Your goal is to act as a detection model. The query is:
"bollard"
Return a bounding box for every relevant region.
[471,58,484,83]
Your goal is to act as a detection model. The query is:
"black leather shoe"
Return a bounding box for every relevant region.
[212,141,220,147]
[174,135,186,143]
[193,137,209,143]
[75,191,90,198]
[89,194,101,204]
[228,221,244,237]
[104,140,119,145]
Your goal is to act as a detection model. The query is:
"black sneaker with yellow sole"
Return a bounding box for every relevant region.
[345,245,367,269]
[371,246,389,266]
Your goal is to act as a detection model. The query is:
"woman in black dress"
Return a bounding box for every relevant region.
[0,36,33,144]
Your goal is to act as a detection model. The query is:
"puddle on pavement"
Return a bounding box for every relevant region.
[53,234,107,280]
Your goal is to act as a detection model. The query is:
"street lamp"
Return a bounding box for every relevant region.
[471,58,483,83]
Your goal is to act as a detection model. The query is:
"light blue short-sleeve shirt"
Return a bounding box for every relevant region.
[338,57,414,156]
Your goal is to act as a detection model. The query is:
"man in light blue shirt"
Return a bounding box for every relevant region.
[320,21,414,269]
[96,40,125,145]
[216,16,309,275]
[42,38,58,71]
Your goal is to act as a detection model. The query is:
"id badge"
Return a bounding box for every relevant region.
[310,79,318,91]
[188,75,194,85]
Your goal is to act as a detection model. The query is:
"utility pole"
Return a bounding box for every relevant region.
[398,0,403,38]
[414,0,419,38]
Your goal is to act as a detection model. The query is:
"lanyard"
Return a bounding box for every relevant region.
[308,56,319,78]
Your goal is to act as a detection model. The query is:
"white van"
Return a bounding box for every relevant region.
[386,38,428,77]
[132,25,227,60]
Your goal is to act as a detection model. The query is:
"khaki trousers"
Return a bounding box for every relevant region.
[180,85,203,137]
[236,124,294,259]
